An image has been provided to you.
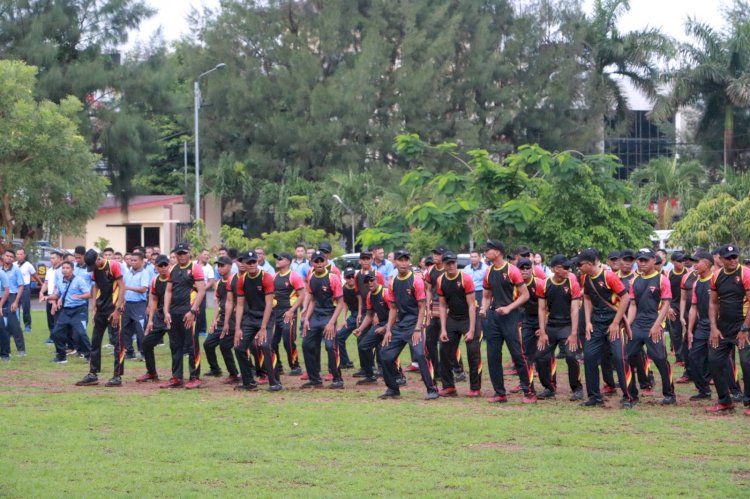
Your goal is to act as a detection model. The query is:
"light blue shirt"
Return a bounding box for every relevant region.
[1,265,23,294]
[55,274,91,308]
[291,259,310,280]
[463,261,488,292]
[74,264,93,287]
[259,260,275,276]
[144,262,156,280]
[124,267,151,302]
[373,260,395,282]
[0,269,9,296]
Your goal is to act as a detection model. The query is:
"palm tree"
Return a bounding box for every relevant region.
[579,0,674,151]
[652,14,750,172]
[630,157,708,229]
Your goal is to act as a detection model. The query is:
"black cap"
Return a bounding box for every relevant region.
[362,271,377,282]
[239,250,258,262]
[606,251,621,260]
[549,254,569,268]
[671,251,686,262]
[619,249,635,260]
[394,249,411,260]
[359,251,373,259]
[482,239,505,253]
[311,250,327,262]
[273,252,293,262]
[344,267,356,278]
[576,249,599,264]
[515,245,532,257]
[692,250,713,263]
[442,251,458,262]
[517,258,533,269]
[432,245,449,255]
[719,244,740,258]
[711,246,722,255]
[84,249,99,270]
[318,242,333,253]
[74,246,86,256]
[655,255,663,265]
[173,242,190,254]
[424,255,434,265]
[217,256,233,266]
[155,254,170,265]
[636,248,656,260]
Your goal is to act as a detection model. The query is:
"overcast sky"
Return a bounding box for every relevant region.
[126,0,729,51]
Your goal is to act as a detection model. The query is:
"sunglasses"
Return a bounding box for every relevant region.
[345,275,355,279]
[157,263,169,268]
[637,258,650,262]
[724,255,739,260]
[519,253,531,258]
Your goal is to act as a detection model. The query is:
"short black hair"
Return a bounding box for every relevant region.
[4,248,15,256]
[61,261,74,269]
[74,246,86,255]
[114,251,123,257]
[295,243,306,250]
[369,245,383,251]
[103,247,114,253]
[219,246,228,252]
[228,248,239,259]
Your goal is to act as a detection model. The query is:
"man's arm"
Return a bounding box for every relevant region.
[438,296,448,341]
[11,283,23,312]
[650,299,671,341]
[466,292,476,341]
[324,297,346,340]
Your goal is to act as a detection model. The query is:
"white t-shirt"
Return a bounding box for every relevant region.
[197,262,215,282]
[45,265,61,295]
[14,261,36,285]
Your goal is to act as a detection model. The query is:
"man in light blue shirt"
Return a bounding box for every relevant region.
[51,261,91,363]
[0,269,10,361]
[370,245,395,284]
[2,249,25,356]
[255,247,276,275]
[290,244,310,280]
[122,251,151,361]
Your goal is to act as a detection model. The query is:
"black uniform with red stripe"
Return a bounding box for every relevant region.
[519,277,542,385]
[619,270,652,390]
[303,270,344,384]
[357,284,390,379]
[88,259,125,377]
[436,271,481,391]
[141,275,169,376]
[667,268,687,363]
[203,276,239,377]
[424,265,446,384]
[166,262,204,381]
[271,270,303,372]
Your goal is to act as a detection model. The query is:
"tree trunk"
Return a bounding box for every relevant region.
[724,104,734,177]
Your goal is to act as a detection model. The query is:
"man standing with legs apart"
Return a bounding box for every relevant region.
[686,250,716,401]
[2,249,26,357]
[14,248,40,333]
[378,249,438,400]
[121,251,151,365]
[233,251,281,392]
[706,245,750,414]
[49,262,91,364]
[75,250,124,386]
[479,240,533,404]
[578,249,631,407]
[160,243,206,390]
[137,254,171,383]
[424,246,448,387]
[437,251,480,397]
[301,251,347,389]
[203,256,240,380]
[536,255,584,401]
[353,271,388,385]
[625,249,676,408]
[271,252,305,376]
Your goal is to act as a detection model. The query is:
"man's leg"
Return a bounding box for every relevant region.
[196,296,207,335]
[22,285,31,331]
[5,298,25,353]
[503,313,533,395]
[234,324,258,386]
[583,325,607,402]
[112,315,128,377]
[645,333,675,398]
[357,326,380,379]
[142,330,165,376]
[668,314,684,363]
[271,311,285,372]
[169,319,187,380]
[535,338,556,393]
[485,311,507,396]
[466,328,482,392]
[689,336,711,396]
[425,317,441,385]
[256,322,280,387]
[379,333,407,392]
[88,314,109,375]
[336,314,357,368]
[45,300,55,342]
[218,333,239,377]
[405,326,438,394]
[203,331,223,374]
[302,321,324,384]
[283,312,300,371]
[558,328,582,392]
[184,315,201,380]
[0,315,10,359]
[708,336,733,406]
[439,327,461,390]
[51,318,71,361]
[323,317,343,384]
[738,343,750,406]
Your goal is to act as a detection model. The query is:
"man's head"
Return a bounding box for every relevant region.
[3,248,16,265]
[517,257,533,281]
[169,252,178,266]
[362,271,378,291]
[274,252,293,271]
[606,251,621,272]
[310,250,327,273]
[254,247,267,265]
[344,267,356,286]
[549,254,570,280]
[155,254,170,276]
[152,246,161,255]
[370,245,385,263]
[102,247,114,260]
[431,245,448,266]
[671,251,686,272]
[216,255,233,277]
[442,251,458,276]
[114,251,123,263]
[359,250,373,269]
[719,244,740,271]
[61,260,75,278]
[692,250,713,275]
[469,250,482,267]
[318,243,333,261]
[239,251,260,274]
[387,251,395,263]
[295,244,306,261]
[218,247,228,258]
[306,248,314,261]
[636,249,656,274]
[145,247,153,259]
[482,239,505,263]
[173,242,191,266]
[394,249,411,274]
[50,250,63,267]
[575,249,600,277]
[15,248,26,263]
[515,245,532,260]
[619,249,635,272]
[199,249,210,265]
[130,251,145,270]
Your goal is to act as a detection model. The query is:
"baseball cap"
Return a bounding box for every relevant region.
[719,244,740,258]
[155,254,170,266]
[671,251,686,262]
[318,242,333,253]
[606,251,621,260]
[362,271,377,282]
[217,256,233,266]
[344,267,356,278]
[655,255,663,265]
[273,252,293,262]
[576,249,599,265]
[482,239,505,253]
[359,251,373,259]
[549,254,569,268]
[310,250,327,262]
[517,258,533,270]
[515,245,532,257]
[239,250,258,262]
[424,255,434,266]
[394,249,411,260]
[636,248,656,260]
[432,245,449,255]
[173,242,190,254]
[442,251,458,262]
[84,249,99,270]
[692,250,713,263]
[619,249,635,260]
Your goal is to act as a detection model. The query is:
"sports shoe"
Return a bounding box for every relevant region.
[405,364,420,372]
[45,338,54,344]
[675,375,691,384]
[329,380,345,389]
[454,371,466,382]
[466,389,481,397]
[268,384,284,392]
[509,385,522,394]
[705,403,734,413]
[289,367,303,376]
[159,377,183,389]
[136,372,159,383]
[234,383,258,391]
[104,343,114,349]
[601,385,617,396]
[744,408,750,417]
[185,378,202,390]
[16,351,26,357]
[660,395,677,405]
[24,326,31,333]
[378,389,401,399]
[221,374,241,384]
[569,389,584,402]
[66,348,77,356]
[136,353,144,362]
[581,398,604,407]
[300,372,309,380]
[675,361,685,367]
[0,357,9,363]
[396,376,407,387]
[257,375,268,385]
[75,373,98,386]
[731,392,744,403]
[424,390,439,401]
[53,356,68,364]
[439,387,458,397]
[356,377,378,385]
[522,393,538,404]
[324,373,334,382]
[300,381,323,389]
[343,361,355,369]
[352,369,367,378]
[205,369,223,377]
[105,376,122,387]
[621,399,635,409]
[641,387,654,397]
[487,394,508,404]
[689,392,711,401]
[537,388,556,400]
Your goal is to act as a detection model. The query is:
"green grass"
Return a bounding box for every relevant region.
[1,310,749,497]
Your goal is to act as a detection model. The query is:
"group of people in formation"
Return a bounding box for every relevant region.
[23,236,750,415]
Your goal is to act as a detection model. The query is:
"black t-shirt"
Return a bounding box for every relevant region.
[149,275,169,329]
[522,278,540,318]
[436,271,475,321]
[236,270,274,320]
[92,259,123,315]
[541,276,581,327]
[273,270,304,310]
[366,285,390,324]
[692,275,712,330]
[343,284,359,314]
[629,272,671,329]
[668,268,687,311]
[582,269,626,314]
[307,270,343,315]
[681,271,698,319]
[483,262,524,309]
[168,263,203,315]
[710,267,750,324]
[387,271,426,322]
[215,277,229,326]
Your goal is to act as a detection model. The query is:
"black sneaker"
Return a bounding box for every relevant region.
[75,373,98,386]
[206,369,223,377]
[581,398,604,407]
[731,392,744,403]
[289,367,303,376]
[352,369,367,378]
[343,362,355,369]
[234,383,258,391]
[424,390,439,401]
[105,376,122,387]
[125,353,137,360]
[660,395,677,405]
[537,388,556,400]
[621,399,635,409]
[300,381,323,389]
[52,356,68,364]
[689,392,711,401]
[569,389,584,401]
[454,371,466,382]
[329,380,345,389]
[378,389,401,399]
[396,376,407,387]
[268,384,284,392]
[356,377,378,385]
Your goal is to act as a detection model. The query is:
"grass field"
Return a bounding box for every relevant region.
[1,310,749,497]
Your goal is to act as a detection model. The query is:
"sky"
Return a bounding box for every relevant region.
[126,0,730,51]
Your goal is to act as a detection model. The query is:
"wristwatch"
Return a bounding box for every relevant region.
[117,307,124,313]
[741,325,750,333]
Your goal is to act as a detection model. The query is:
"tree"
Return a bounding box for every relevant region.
[630,157,708,229]
[671,193,750,250]
[0,60,105,242]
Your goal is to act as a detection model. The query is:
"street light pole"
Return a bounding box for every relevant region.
[333,194,355,253]
[194,63,227,223]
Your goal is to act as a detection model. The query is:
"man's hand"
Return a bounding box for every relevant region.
[585,322,593,341]
[352,328,361,337]
[566,334,579,353]
[164,312,172,328]
[411,330,421,346]
[184,311,195,329]
[439,330,448,342]
[381,330,392,347]
[302,319,310,338]
[10,302,18,313]
[283,309,295,324]
[649,324,663,343]
[324,321,336,341]
[537,332,549,351]
[109,309,121,327]
[375,326,385,335]
[465,329,474,342]
[356,313,363,326]
[495,305,510,316]
[668,308,677,322]
[256,328,267,345]
[234,329,242,348]
[479,308,487,319]
[687,331,693,350]
[145,320,153,336]
[608,322,620,341]
[709,326,722,349]
[738,331,749,349]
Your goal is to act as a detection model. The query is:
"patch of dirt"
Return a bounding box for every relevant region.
[734,470,750,482]
[467,442,524,450]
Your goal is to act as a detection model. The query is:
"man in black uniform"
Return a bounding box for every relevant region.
[233,251,281,392]
[706,244,750,414]
[436,251,480,397]
[161,243,206,390]
[424,245,447,386]
[271,252,305,376]
[301,250,347,389]
[536,255,584,401]
[667,251,688,366]
[353,271,389,385]
[625,249,676,407]
[336,267,361,370]
[75,249,125,387]
[686,250,715,400]
[378,249,438,400]
[203,256,240,380]
[352,252,385,378]
[137,254,171,382]
[514,258,540,398]
[676,254,698,384]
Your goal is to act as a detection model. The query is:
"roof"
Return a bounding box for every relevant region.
[98,195,185,215]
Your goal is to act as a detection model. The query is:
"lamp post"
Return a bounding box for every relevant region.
[333,194,355,253]
[194,63,226,223]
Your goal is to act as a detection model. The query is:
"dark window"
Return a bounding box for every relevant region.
[144,227,160,247]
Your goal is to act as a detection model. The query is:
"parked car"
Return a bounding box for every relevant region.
[333,252,472,271]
